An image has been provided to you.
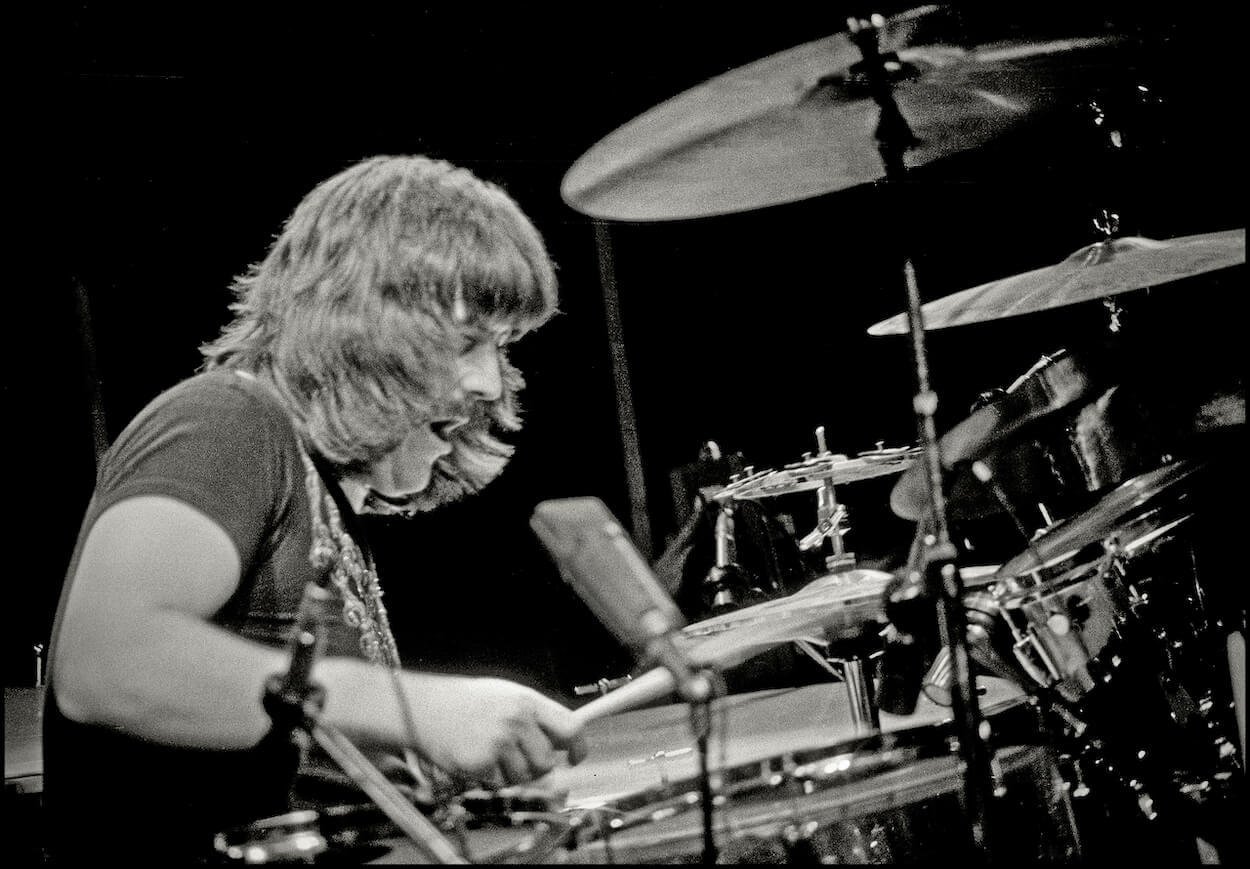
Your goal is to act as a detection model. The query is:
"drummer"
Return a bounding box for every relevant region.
[43,155,587,862]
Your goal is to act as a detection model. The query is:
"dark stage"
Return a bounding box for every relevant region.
[6,3,1245,863]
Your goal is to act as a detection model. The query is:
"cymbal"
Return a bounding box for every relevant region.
[571,569,939,724]
[678,569,894,668]
[717,447,920,502]
[869,228,1246,335]
[996,459,1205,578]
[562,6,1123,222]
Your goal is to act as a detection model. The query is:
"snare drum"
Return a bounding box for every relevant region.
[554,678,1080,863]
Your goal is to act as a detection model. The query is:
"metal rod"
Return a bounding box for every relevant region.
[842,657,880,735]
[593,220,654,559]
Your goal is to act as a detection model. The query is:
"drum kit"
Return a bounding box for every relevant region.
[218,6,1244,864]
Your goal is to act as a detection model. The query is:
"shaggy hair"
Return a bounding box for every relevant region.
[201,155,558,508]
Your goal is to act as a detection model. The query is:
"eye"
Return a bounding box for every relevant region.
[457,329,492,355]
[459,326,516,354]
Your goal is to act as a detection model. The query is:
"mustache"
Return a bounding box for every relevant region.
[436,394,512,432]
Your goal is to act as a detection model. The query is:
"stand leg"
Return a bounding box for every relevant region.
[1229,631,1246,768]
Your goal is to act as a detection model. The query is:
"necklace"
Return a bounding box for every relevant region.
[298,446,402,668]
[298,444,455,801]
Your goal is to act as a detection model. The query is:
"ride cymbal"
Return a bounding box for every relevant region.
[562,6,1123,222]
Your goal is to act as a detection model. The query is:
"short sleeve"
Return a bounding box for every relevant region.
[92,373,296,574]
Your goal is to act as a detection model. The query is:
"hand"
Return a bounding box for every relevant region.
[402,675,587,788]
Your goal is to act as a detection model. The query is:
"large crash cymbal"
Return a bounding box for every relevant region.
[562,7,1122,222]
[869,228,1246,335]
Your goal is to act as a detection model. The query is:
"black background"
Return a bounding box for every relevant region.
[8,2,1243,699]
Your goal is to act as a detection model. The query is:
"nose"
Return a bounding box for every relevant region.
[455,341,503,402]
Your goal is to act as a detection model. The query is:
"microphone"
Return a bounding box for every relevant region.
[876,544,947,716]
[531,497,713,703]
[876,621,933,716]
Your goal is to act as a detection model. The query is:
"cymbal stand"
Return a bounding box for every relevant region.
[703,499,747,613]
[799,424,879,732]
[847,13,995,859]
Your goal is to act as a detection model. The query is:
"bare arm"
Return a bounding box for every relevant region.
[54,495,584,782]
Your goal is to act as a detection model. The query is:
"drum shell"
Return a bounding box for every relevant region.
[998,573,1121,700]
[988,507,1203,702]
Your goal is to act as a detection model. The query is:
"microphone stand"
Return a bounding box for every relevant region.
[847,15,996,861]
[257,577,467,864]
[640,613,723,865]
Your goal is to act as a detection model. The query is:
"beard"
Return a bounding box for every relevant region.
[363,407,517,517]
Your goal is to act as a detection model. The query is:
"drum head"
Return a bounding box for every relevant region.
[553,678,1025,810]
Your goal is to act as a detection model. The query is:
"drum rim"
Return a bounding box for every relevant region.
[569,691,1042,849]
[572,741,1052,857]
[994,509,1194,604]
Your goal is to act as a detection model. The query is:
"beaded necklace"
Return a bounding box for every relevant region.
[298,442,454,800]
[298,445,402,669]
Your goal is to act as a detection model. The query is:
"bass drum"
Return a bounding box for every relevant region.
[554,678,1081,864]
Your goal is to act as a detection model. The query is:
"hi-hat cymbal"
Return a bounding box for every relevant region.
[869,228,1246,335]
[716,447,920,502]
[568,570,895,725]
[996,458,1205,578]
[678,569,895,667]
[562,7,1123,222]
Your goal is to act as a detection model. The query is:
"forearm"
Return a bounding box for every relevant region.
[54,603,583,784]
[53,607,403,751]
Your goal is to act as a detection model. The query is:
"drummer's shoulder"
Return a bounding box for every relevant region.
[102,370,297,470]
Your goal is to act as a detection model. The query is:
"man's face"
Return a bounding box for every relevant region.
[355,325,512,516]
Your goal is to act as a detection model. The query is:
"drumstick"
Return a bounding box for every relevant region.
[571,625,834,726]
[571,667,676,726]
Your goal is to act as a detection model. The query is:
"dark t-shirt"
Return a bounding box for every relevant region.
[43,370,368,862]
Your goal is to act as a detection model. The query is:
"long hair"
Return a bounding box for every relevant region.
[201,155,558,504]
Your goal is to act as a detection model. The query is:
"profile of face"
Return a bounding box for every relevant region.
[354,324,512,516]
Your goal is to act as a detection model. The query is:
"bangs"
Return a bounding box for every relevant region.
[457,240,556,329]
[394,176,559,334]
